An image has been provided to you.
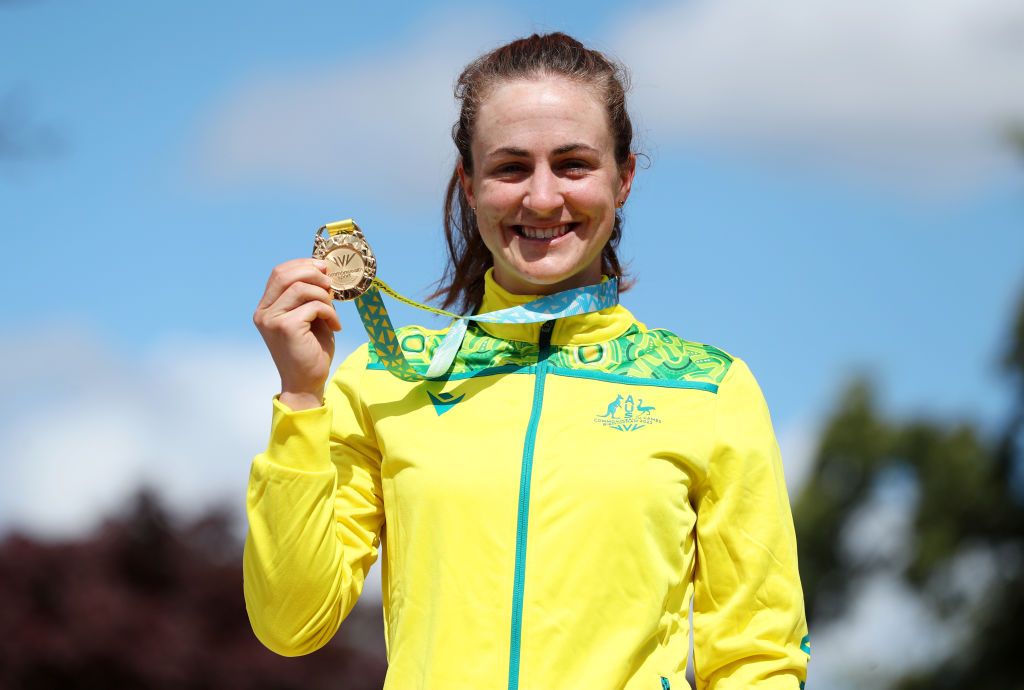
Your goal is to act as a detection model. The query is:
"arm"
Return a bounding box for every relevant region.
[692,357,810,689]
[242,344,384,656]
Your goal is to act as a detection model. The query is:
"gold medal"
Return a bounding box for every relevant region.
[312,219,377,301]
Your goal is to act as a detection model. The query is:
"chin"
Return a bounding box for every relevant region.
[500,260,599,294]
[520,268,579,285]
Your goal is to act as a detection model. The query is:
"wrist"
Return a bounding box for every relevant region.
[279,389,325,411]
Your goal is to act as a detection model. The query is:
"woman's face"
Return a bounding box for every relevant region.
[458,75,635,296]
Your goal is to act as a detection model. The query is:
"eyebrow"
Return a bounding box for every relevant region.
[485,143,600,158]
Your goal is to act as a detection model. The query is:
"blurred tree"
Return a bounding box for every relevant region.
[1006,123,1024,157]
[0,488,388,690]
[793,287,1024,689]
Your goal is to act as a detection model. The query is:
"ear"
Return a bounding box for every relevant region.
[616,153,637,206]
[456,159,476,209]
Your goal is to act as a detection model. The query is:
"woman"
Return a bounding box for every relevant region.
[245,33,810,690]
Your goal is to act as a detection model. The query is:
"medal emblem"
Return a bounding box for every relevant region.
[313,220,377,301]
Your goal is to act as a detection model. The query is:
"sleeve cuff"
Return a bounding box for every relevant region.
[262,395,333,473]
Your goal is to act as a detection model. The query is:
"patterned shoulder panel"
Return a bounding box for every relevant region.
[549,326,734,384]
[365,323,540,374]
[366,323,733,384]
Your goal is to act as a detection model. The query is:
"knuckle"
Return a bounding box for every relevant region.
[289,281,311,298]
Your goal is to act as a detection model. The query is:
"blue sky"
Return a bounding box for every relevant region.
[3,0,1023,479]
[4,1,1022,429]
[3,2,1023,687]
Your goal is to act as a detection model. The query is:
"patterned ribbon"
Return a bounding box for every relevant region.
[353,277,619,381]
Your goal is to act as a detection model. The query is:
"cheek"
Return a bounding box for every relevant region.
[477,183,520,212]
[568,176,617,208]
[474,188,519,239]
[475,209,507,252]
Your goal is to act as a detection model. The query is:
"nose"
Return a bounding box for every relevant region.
[523,164,564,215]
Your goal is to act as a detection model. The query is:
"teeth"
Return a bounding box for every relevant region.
[519,224,572,239]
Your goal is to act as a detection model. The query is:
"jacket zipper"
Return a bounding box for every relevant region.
[507,319,555,690]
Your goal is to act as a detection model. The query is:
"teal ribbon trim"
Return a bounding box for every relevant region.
[353,278,619,382]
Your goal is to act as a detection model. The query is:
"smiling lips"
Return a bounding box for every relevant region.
[512,223,578,240]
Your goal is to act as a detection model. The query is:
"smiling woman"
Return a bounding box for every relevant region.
[455,76,633,296]
[434,32,636,314]
[244,32,810,690]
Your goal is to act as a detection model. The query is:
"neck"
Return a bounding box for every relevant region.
[491,263,603,297]
[475,267,634,346]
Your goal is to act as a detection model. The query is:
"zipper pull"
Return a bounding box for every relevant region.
[538,320,555,357]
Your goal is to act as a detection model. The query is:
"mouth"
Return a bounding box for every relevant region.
[510,222,580,241]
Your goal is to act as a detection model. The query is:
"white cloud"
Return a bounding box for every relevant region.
[806,542,1007,689]
[193,2,1024,203]
[0,331,272,540]
[840,465,920,569]
[0,327,384,598]
[613,0,1024,193]
[193,13,514,206]
[0,329,379,558]
[807,571,961,690]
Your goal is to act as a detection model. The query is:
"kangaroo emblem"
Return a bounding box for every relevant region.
[594,392,662,432]
[598,394,623,418]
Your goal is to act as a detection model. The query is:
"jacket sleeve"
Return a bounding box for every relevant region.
[691,357,810,689]
[242,343,384,656]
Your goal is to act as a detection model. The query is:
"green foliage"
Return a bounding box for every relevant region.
[793,289,1024,689]
[793,377,894,621]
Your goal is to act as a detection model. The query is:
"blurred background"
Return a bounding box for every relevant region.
[2,1,1023,688]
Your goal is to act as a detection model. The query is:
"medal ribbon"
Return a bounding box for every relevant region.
[314,219,619,381]
[353,277,619,381]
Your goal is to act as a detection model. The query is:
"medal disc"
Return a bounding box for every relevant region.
[313,229,377,301]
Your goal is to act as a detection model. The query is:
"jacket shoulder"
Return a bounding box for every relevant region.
[549,323,734,386]
[633,327,736,385]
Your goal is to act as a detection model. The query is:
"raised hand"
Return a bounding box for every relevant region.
[253,258,342,410]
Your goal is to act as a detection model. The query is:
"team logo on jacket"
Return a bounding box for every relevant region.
[427,390,465,416]
[593,393,661,432]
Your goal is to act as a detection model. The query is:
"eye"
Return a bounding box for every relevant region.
[560,159,592,175]
[491,161,528,177]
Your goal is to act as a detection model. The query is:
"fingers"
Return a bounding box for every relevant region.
[268,280,335,319]
[254,258,342,334]
[258,258,333,309]
[253,257,342,397]
[287,300,342,333]
[261,287,341,332]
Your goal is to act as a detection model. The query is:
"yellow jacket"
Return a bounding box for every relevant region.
[243,269,810,690]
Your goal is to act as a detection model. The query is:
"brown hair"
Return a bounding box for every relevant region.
[428,32,637,315]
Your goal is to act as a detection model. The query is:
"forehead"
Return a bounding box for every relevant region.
[473,76,611,154]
